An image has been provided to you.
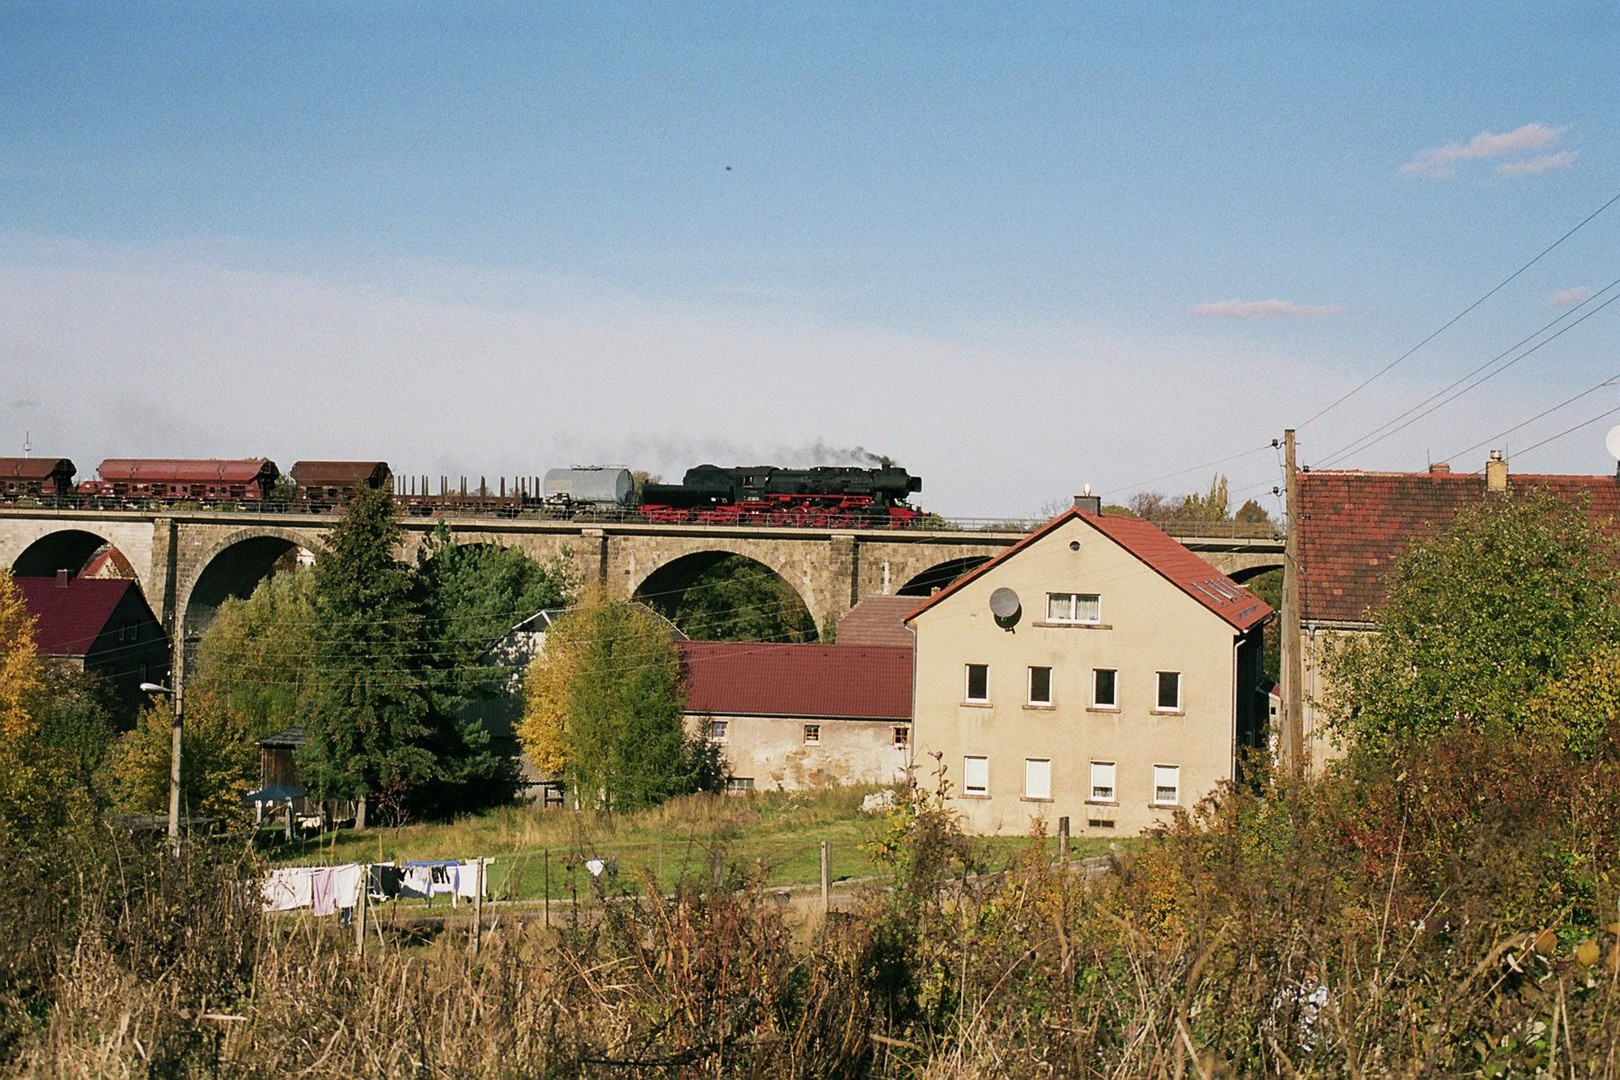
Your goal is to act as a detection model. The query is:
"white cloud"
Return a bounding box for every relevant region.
[1400,123,1566,180]
[1546,286,1595,307]
[1186,298,1345,319]
[1496,150,1579,177]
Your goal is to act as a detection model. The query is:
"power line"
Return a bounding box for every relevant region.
[1444,375,1620,463]
[1313,278,1620,467]
[1297,189,1620,431]
[1498,401,1620,462]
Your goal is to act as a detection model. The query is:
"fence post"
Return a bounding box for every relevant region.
[472,859,483,954]
[355,867,367,958]
[1057,816,1070,864]
[820,840,831,913]
[543,849,550,928]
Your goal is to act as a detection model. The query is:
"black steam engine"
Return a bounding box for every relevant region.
[641,464,923,527]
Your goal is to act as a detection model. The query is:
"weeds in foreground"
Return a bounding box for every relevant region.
[6,730,1620,1077]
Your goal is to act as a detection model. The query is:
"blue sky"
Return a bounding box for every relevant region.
[3,2,1616,517]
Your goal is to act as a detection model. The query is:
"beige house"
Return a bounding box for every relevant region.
[907,500,1271,836]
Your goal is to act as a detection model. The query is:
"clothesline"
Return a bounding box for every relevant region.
[261,859,491,914]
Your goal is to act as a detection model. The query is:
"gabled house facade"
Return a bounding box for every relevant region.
[907,501,1271,836]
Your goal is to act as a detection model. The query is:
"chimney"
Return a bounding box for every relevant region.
[55,569,70,588]
[1428,462,1451,475]
[1072,493,1102,515]
[1485,450,1508,493]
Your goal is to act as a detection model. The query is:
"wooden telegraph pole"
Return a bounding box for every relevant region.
[1279,429,1306,775]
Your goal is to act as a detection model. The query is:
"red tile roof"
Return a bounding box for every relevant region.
[14,576,141,657]
[905,508,1271,632]
[1299,468,1620,625]
[679,641,912,720]
[836,595,917,648]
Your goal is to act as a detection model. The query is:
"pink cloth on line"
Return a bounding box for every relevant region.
[311,867,337,916]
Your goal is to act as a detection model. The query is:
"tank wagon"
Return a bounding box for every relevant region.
[542,467,635,511]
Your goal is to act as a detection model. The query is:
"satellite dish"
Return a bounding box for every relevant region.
[1606,424,1620,462]
[989,587,1021,627]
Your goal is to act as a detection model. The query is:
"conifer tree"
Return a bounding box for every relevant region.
[298,486,438,827]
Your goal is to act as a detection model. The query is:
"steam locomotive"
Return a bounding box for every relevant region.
[0,457,924,528]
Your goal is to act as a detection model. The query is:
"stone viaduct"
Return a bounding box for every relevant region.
[0,507,1282,678]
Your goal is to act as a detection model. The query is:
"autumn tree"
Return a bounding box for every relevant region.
[1323,493,1620,758]
[519,587,720,811]
[0,570,46,830]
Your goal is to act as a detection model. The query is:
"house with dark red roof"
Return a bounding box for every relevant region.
[1295,454,1620,761]
[15,572,169,723]
[680,640,913,791]
[905,497,1271,836]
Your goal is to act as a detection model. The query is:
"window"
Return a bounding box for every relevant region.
[803,724,821,745]
[1154,765,1180,806]
[963,755,989,795]
[1090,761,1116,802]
[708,720,728,741]
[1046,592,1101,623]
[892,725,910,749]
[1156,671,1182,711]
[726,777,755,792]
[1092,668,1117,708]
[1027,666,1052,706]
[965,663,989,703]
[1023,758,1052,800]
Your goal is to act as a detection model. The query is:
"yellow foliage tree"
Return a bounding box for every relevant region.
[516,587,594,777]
[0,569,42,743]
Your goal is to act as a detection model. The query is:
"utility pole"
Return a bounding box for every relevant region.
[1279,429,1305,775]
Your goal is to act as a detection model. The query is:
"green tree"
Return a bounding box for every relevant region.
[33,664,117,803]
[519,587,717,811]
[413,523,577,712]
[1172,474,1231,521]
[655,555,817,643]
[297,486,443,827]
[108,688,257,821]
[191,567,318,738]
[1323,492,1620,758]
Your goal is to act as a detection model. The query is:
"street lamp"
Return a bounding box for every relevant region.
[139,681,182,848]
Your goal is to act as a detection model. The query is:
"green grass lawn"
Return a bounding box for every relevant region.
[268,786,1131,899]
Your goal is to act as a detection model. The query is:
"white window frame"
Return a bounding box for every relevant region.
[965,663,990,703]
[1153,764,1181,806]
[1046,592,1101,624]
[803,723,821,745]
[1027,665,1053,706]
[963,755,989,795]
[1024,758,1052,800]
[1155,670,1182,712]
[709,719,728,742]
[1090,761,1116,802]
[1092,668,1118,708]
